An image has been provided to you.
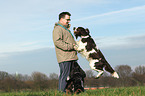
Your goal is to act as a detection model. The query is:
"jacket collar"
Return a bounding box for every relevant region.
[55,21,70,29]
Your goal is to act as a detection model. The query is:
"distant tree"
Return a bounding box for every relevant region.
[115,65,132,78]
[0,71,9,80]
[0,71,11,91]
[32,72,48,81]
[31,72,49,90]
[85,70,95,78]
[134,65,145,75]
[48,73,59,89]
[132,65,145,85]
[49,73,58,80]
[11,73,32,81]
[115,65,134,86]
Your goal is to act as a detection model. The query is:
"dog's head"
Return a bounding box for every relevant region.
[73,27,90,39]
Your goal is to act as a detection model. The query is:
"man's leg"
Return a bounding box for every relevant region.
[58,61,72,92]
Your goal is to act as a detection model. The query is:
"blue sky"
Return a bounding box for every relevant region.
[0,0,145,76]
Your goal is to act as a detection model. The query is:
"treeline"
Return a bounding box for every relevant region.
[0,65,145,92]
[0,72,58,92]
[85,65,145,87]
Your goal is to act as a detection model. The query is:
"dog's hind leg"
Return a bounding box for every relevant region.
[95,69,104,79]
[89,60,104,79]
[97,50,119,78]
[103,60,114,73]
[103,61,119,78]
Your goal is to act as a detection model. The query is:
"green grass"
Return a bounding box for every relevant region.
[0,86,145,96]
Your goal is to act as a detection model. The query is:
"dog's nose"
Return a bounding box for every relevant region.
[73,27,76,30]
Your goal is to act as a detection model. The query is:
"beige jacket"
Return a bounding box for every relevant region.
[53,22,78,63]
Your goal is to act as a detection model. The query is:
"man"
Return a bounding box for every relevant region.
[53,12,78,92]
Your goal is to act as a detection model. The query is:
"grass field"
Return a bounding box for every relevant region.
[0,86,145,96]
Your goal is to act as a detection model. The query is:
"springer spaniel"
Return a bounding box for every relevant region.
[73,27,119,79]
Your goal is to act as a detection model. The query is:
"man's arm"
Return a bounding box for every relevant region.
[53,27,74,51]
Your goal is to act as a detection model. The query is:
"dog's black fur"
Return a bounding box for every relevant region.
[65,61,86,94]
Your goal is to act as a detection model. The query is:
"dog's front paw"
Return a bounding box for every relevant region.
[74,45,84,53]
[95,70,104,79]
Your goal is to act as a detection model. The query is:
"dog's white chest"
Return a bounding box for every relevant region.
[76,39,89,59]
[76,39,97,61]
[77,40,87,49]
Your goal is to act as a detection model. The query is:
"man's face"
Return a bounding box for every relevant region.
[61,15,71,25]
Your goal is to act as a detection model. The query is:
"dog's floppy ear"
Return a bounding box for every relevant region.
[85,28,90,34]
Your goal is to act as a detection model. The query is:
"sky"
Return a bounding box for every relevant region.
[0,0,145,76]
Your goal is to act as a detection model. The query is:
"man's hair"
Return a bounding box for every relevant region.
[59,12,71,20]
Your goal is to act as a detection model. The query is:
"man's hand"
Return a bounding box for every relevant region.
[73,44,78,50]
[73,44,84,52]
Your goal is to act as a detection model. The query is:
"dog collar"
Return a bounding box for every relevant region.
[81,35,89,38]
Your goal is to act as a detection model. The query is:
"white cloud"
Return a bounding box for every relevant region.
[0,40,50,54]
[0,53,10,58]
[95,34,145,49]
[74,5,145,22]
[1,1,145,56]
[20,41,44,47]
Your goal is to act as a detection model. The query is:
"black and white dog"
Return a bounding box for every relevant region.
[73,27,119,79]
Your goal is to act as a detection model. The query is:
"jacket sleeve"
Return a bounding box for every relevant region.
[53,27,74,51]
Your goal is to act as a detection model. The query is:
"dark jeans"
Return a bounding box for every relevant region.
[58,61,75,92]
